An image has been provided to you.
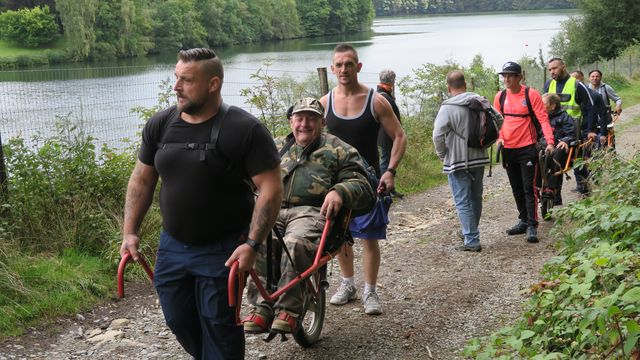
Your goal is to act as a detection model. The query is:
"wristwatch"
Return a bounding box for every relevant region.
[244,238,262,252]
[386,167,397,176]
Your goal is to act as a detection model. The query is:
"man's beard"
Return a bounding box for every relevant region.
[177,95,205,115]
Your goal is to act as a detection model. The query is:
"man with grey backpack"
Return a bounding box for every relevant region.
[433,70,502,252]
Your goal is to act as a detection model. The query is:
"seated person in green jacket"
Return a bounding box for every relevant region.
[243,97,375,334]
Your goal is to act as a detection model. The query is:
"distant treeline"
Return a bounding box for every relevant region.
[373,0,574,16]
[0,0,374,61]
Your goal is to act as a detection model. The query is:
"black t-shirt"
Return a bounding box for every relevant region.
[139,105,280,244]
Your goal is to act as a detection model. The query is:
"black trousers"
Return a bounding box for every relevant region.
[503,144,538,228]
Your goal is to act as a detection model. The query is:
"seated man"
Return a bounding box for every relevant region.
[243,97,375,334]
[541,93,578,205]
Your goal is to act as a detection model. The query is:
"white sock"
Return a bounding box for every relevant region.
[364,282,376,294]
[343,277,355,287]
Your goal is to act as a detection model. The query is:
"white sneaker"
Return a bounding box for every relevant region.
[329,281,357,305]
[363,291,382,315]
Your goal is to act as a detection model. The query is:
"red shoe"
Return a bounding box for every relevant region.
[270,310,297,333]
[242,310,272,333]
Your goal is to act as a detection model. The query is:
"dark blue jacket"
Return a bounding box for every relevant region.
[548,109,577,145]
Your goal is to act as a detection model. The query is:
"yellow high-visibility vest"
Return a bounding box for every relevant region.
[549,76,581,118]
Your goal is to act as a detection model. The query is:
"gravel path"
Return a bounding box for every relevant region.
[2,107,639,360]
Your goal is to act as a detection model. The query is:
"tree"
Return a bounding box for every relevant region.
[56,0,98,60]
[0,5,59,47]
[296,0,331,36]
[92,0,153,60]
[152,0,207,53]
[551,0,640,64]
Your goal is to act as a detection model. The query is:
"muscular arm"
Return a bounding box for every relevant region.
[225,166,282,272]
[248,166,283,244]
[375,93,407,191]
[120,160,159,261]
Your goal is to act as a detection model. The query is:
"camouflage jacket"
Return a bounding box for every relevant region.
[275,133,374,213]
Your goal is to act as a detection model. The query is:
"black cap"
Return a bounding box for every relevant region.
[498,61,522,75]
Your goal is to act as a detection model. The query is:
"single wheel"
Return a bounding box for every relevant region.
[293,273,326,347]
[541,197,553,220]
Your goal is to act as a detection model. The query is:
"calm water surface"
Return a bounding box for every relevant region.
[0,11,572,145]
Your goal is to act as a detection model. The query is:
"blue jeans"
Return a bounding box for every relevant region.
[154,230,245,360]
[448,167,484,247]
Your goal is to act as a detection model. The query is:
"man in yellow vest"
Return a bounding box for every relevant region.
[544,57,596,195]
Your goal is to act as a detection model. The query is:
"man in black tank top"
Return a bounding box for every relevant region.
[120,48,282,359]
[320,43,407,316]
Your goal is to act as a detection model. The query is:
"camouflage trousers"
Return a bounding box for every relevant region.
[247,205,326,317]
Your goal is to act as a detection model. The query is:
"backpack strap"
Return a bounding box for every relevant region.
[499,90,507,114]
[158,103,231,162]
[524,87,542,142]
[278,133,296,158]
[499,87,541,142]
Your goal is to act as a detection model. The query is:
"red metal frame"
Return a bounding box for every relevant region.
[115,215,349,328]
[228,217,344,325]
[117,252,154,298]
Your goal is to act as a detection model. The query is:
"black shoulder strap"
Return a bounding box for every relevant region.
[524,87,542,141]
[499,90,507,114]
[157,106,180,147]
[158,103,231,162]
[208,102,230,151]
[278,133,296,158]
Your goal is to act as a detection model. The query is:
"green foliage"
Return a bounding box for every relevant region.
[1,116,134,255]
[603,72,631,91]
[240,61,325,136]
[56,0,97,61]
[395,114,446,193]
[0,249,113,337]
[325,0,374,34]
[397,55,497,121]
[152,0,207,53]
[296,0,331,36]
[552,0,640,65]
[92,0,154,60]
[0,5,59,47]
[374,0,574,16]
[465,151,640,358]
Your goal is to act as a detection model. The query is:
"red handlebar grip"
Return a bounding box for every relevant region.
[117,253,154,299]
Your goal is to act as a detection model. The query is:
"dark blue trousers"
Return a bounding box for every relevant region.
[154,230,245,360]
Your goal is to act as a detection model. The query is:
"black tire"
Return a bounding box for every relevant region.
[293,274,326,347]
[541,197,553,220]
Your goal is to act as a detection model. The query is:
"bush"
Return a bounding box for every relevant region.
[2,116,135,255]
[0,6,60,48]
[603,72,631,90]
[465,151,640,359]
[0,57,18,69]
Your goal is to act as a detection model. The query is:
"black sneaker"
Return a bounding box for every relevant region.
[506,221,527,235]
[455,244,481,252]
[526,226,539,243]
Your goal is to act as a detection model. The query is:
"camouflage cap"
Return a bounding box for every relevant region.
[291,97,324,116]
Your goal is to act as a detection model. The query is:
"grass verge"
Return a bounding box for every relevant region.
[0,38,66,58]
[0,249,113,338]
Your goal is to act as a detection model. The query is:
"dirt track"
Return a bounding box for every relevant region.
[1,107,639,360]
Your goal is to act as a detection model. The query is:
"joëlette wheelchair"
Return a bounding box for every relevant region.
[536,135,594,220]
[116,210,353,348]
[228,209,353,347]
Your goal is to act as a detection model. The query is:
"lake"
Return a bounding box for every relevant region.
[0,10,571,147]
